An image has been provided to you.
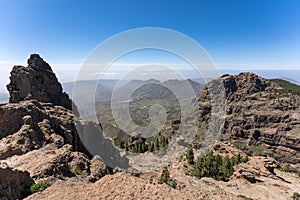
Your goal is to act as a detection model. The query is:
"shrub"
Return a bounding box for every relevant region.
[159,167,170,184]
[280,163,291,173]
[158,167,177,188]
[297,171,300,177]
[237,194,253,200]
[29,182,51,194]
[292,192,300,200]
[186,148,194,165]
[73,166,83,175]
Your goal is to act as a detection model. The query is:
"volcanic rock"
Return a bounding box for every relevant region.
[6,54,79,116]
[0,166,34,199]
[197,72,300,163]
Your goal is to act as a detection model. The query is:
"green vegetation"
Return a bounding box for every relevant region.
[186,147,194,165]
[73,166,83,175]
[158,167,177,188]
[248,145,265,155]
[232,141,266,156]
[29,182,51,194]
[237,194,254,200]
[298,171,300,177]
[292,192,300,200]
[270,79,300,96]
[280,163,291,172]
[114,135,169,153]
[190,151,248,181]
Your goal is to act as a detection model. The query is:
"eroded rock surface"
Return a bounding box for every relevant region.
[197,72,300,163]
[0,100,88,160]
[6,54,78,116]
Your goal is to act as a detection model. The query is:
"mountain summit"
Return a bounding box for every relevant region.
[6,54,79,116]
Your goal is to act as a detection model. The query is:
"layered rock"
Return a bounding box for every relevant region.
[197,72,300,163]
[6,54,79,116]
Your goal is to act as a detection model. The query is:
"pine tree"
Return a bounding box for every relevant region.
[154,138,160,151]
[158,167,170,184]
[148,142,154,152]
[125,141,129,151]
[186,148,194,165]
[160,136,165,148]
[220,155,232,181]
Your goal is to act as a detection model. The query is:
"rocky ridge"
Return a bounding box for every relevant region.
[197,72,300,164]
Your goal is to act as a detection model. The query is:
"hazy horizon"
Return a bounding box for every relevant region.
[1,1,300,92]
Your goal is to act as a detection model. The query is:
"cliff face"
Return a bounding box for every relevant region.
[197,72,300,163]
[6,54,79,116]
[0,55,110,199]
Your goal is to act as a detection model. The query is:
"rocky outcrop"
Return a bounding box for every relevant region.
[0,166,34,200]
[0,55,116,199]
[232,156,280,183]
[4,144,93,179]
[89,155,108,182]
[6,54,78,116]
[0,100,88,160]
[197,72,300,163]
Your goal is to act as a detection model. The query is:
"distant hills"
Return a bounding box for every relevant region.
[63,79,203,120]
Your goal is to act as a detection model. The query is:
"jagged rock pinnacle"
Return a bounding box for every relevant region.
[6,54,79,116]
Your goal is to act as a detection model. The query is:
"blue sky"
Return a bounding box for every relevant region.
[0,0,300,92]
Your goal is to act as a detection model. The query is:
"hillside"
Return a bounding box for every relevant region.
[196,73,300,164]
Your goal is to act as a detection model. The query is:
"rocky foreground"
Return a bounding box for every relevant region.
[0,55,299,200]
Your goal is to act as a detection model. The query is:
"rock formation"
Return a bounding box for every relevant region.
[0,166,34,199]
[0,100,88,159]
[6,54,79,116]
[0,55,113,199]
[197,72,300,163]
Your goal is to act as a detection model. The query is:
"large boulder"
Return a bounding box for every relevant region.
[6,54,79,116]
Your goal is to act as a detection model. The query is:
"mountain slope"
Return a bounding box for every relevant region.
[196,72,300,164]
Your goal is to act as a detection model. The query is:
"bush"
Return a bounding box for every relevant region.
[29,182,51,194]
[159,167,170,184]
[292,192,300,200]
[237,194,254,200]
[158,167,177,188]
[237,194,253,200]
[186,148,194,165]
[297,171,300,177]
[73,166,83,175]
[280,163,291,173]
